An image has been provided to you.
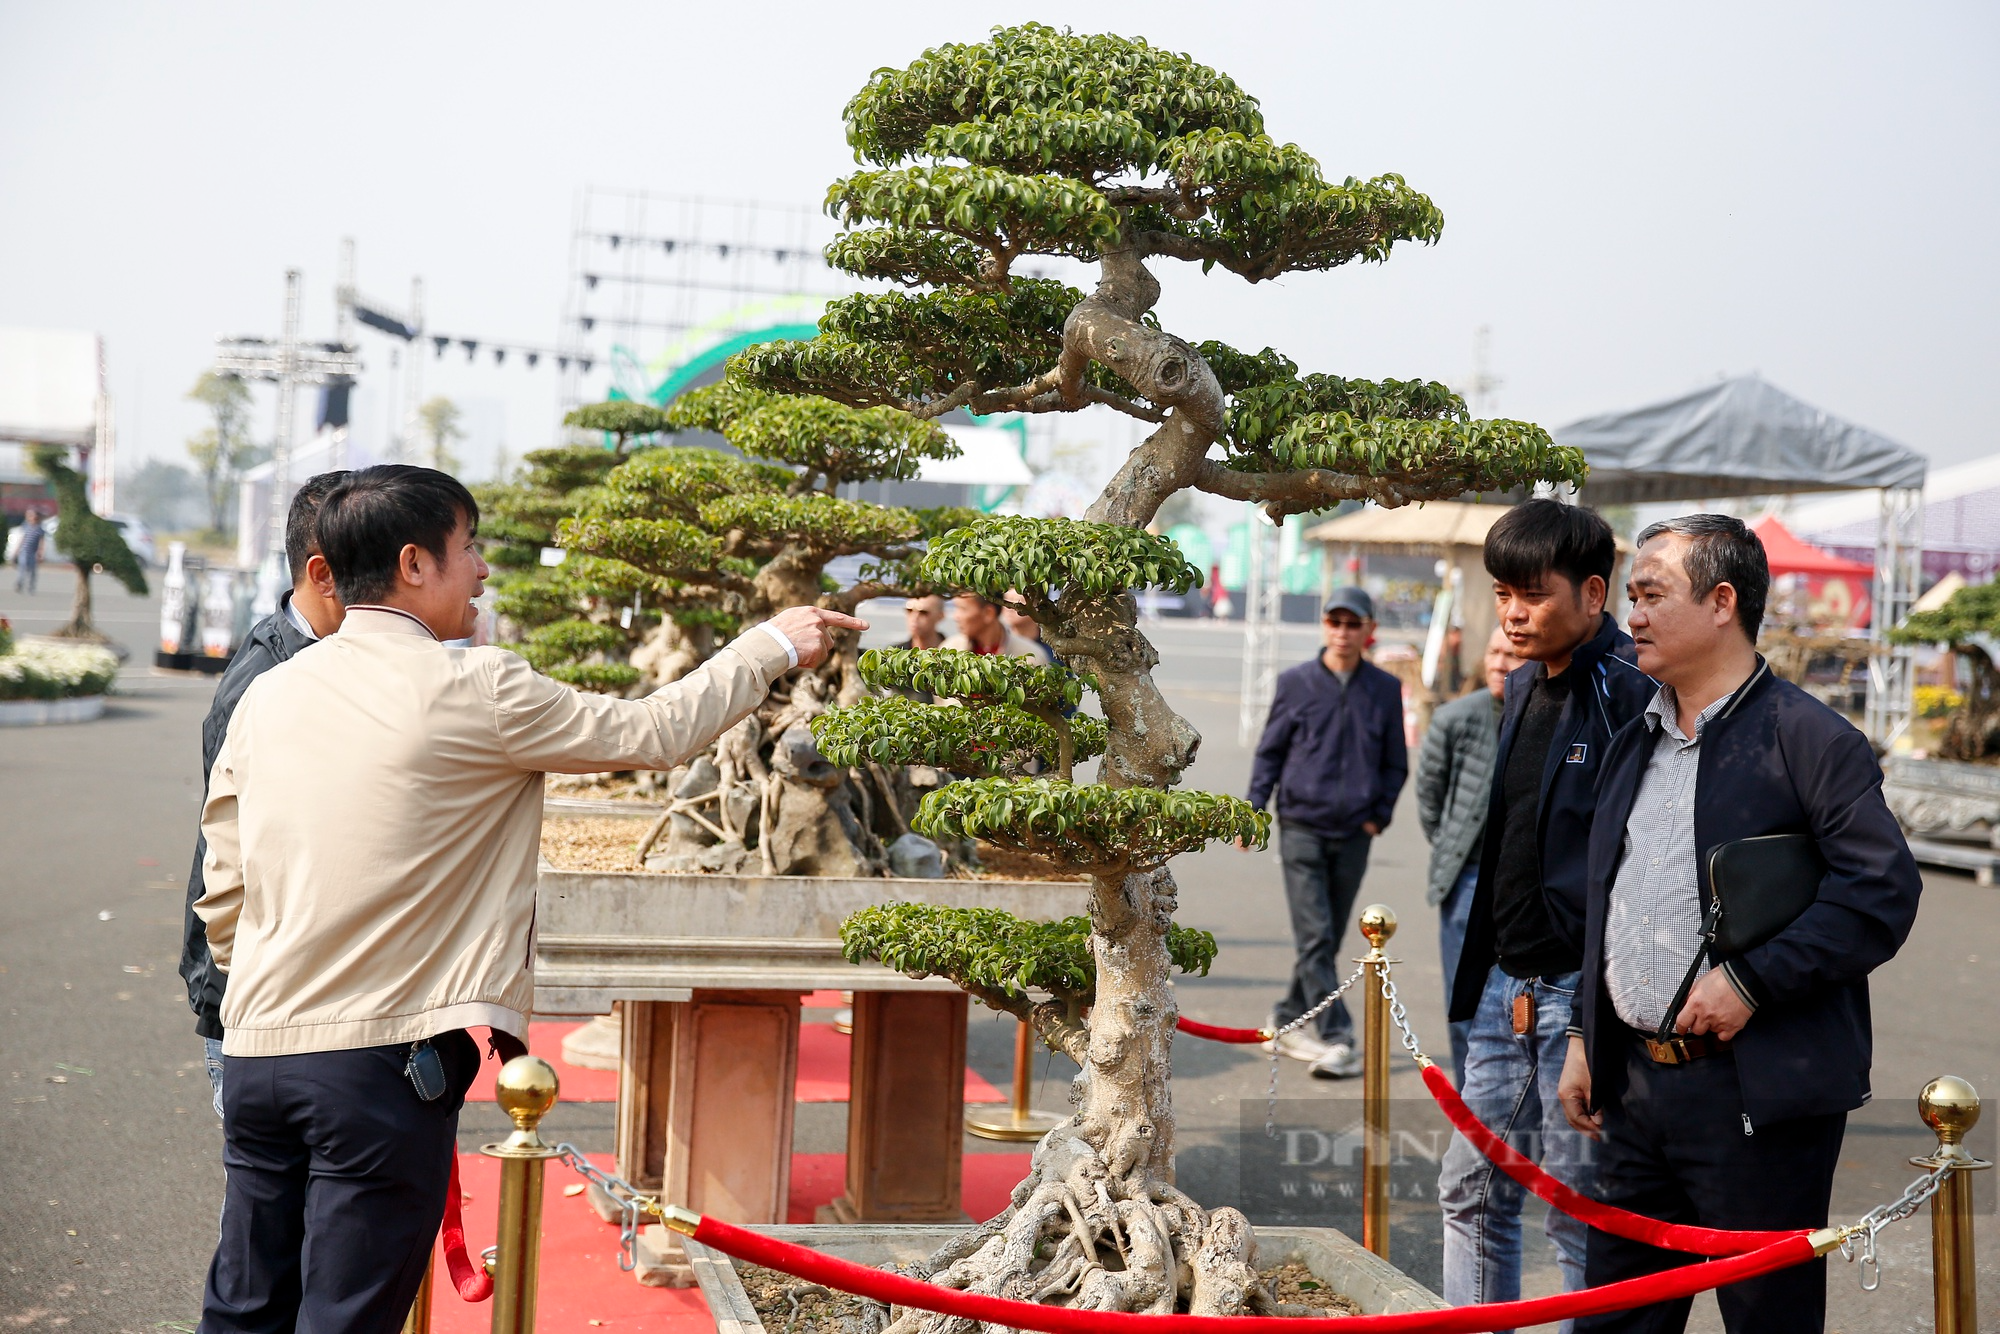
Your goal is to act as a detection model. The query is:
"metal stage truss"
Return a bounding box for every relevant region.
[556,187,860,422]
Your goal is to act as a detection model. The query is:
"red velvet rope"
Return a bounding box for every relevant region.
[1419,1064,1803,1257]
[442,1155,494,1301]
[689,1214,1816,1334]
[1175,1017,1269,1044]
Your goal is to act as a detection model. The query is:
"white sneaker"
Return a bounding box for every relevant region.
[1308,1042,1363,1079]
[1262,1016,1333,1063]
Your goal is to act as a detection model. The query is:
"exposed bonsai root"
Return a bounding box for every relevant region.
[882,1124,1265,1331]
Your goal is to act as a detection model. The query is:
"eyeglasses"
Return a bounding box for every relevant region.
[1324,616,1366,631]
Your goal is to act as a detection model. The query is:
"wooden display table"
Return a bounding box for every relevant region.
[533,867,1085,1284]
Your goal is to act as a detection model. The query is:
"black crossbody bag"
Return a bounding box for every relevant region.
[1654,833,1826,1043]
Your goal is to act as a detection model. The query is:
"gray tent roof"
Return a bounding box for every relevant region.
[1556,375,1927,505]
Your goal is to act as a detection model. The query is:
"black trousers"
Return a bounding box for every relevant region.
[1275,822,1375,1043]
[1575,1035,1846,1334]
[201,1030,481,1334]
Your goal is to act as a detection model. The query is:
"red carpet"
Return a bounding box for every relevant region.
[469,1012,1006,1106]
[466,1023,620,1104]
[428,1149,1032,1333]
[797,1022,1005,1103]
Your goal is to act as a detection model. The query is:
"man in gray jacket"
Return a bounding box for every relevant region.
[1415,627,1519,1082]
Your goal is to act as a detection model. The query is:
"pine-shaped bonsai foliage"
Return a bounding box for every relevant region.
[31,447,147,642]
[1892,580,2000,761]
[500,386,981,873]
[739,24,1586,1318]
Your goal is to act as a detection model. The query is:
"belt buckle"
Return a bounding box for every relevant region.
[1645,1035,1688,1065]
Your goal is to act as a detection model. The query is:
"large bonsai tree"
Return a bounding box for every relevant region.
[1892,580,2000,760]
[32,447,147,642]
[739,24,1583,1320]
[490,387,979,873]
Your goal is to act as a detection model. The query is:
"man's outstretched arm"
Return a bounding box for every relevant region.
[493,606,867,775]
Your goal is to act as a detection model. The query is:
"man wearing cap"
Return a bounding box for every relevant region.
[1246,587,1408,1078]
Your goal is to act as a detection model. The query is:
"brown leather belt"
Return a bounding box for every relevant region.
[1632,1027,1732,1066]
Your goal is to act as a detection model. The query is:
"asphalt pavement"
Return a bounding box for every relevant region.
[2,585,1994,1331]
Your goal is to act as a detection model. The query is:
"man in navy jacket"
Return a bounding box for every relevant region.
[1247,586,1408,1078]
[1438,500,1657,1316]
[1560,515,1920,1334]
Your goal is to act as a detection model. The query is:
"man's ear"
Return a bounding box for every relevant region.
[1710,581,1739,627]
[1580,574,1608,617]
[397,542,428,587]
[304,553,338,601]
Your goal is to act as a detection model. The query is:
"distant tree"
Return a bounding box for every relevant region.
[563,400,674,453]
[121,459,204,533]
[186,371,256,534]
[417,396,466,473]
[1892,580,2000,760]
[32,448,147,642]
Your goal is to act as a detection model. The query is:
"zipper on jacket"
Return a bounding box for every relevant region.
[1741,1113,1755,1137]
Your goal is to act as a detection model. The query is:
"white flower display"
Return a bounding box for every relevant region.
[0,639,119,701]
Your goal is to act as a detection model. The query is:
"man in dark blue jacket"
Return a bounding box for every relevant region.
[1247,586,1408,1078]
[179,472,348,1118]
[1560,516,1919,1334]
[1438,500,1657,1316]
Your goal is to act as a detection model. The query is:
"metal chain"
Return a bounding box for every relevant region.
[1835,1160,1955,1291]
[551,1143,665,1272]
[1265,960,1368,1137]
[1376,964,1429,1065]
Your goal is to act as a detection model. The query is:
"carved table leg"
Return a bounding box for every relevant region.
[820,990,969,1223]
[619,991,803,1285]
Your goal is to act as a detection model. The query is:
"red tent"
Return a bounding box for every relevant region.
[1750,515,1873,577]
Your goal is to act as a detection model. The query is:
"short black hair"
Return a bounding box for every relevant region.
[1636,514,1769,639]
[315,465,479,606]
[284,470,350,579]
[1484,499,1616,594]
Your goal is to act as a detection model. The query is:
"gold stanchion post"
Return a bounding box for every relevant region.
[1358,904,1397,1260]
[965,1016,1066,1142]
[400,1262,433,1334]
[1913,1075,1988,1334]
[482,1055,562,1334]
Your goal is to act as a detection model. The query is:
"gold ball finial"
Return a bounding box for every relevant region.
[1920,1075,1981,1146]
[1359,904,1398,949]
[496,1055,560,1134]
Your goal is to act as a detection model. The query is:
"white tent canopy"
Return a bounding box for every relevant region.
[1558,375,1927,504]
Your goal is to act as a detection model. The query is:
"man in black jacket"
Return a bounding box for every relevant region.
[1438,500,1656,1315]
[1247,586,1408,1079]
[180,472,348,1117]
[1559,515,1920,1334]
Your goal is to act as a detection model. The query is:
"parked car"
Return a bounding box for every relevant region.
[4,513,158,568]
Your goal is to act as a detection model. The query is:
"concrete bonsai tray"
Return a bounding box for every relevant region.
[682,1223,1449,1331]
[534,868,1089,1011]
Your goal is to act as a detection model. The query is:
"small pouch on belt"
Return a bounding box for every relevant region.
[405,1038,448,1102]
[1513,990,1535,1036]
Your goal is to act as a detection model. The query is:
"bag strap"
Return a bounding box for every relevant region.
[1655,897,1723,1042]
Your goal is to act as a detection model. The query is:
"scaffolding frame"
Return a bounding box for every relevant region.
[1866,485,1925,750]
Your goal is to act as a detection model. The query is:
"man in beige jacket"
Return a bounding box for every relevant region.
[195,464,861,1334]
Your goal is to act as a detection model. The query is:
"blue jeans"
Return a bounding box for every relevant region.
[1437,865,1477,1086]
[204,1036,227,1120]
[1274,822,1373,1044]
[1438,967,1595,1333]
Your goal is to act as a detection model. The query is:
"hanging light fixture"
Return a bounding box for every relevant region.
[526,352,540,369]
[557,356,570,371]
[661,238,675,254]
[579,358,594,374]
[433,335,450,358]
[493,347,507,366]
[584,274,599,290]
[580,317,595,332]
[461,339,478,361]
[608,234,622,248]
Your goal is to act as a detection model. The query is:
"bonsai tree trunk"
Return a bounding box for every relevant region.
[1945,646,2000,760]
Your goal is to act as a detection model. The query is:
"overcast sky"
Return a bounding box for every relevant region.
[2,1,1994,484]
